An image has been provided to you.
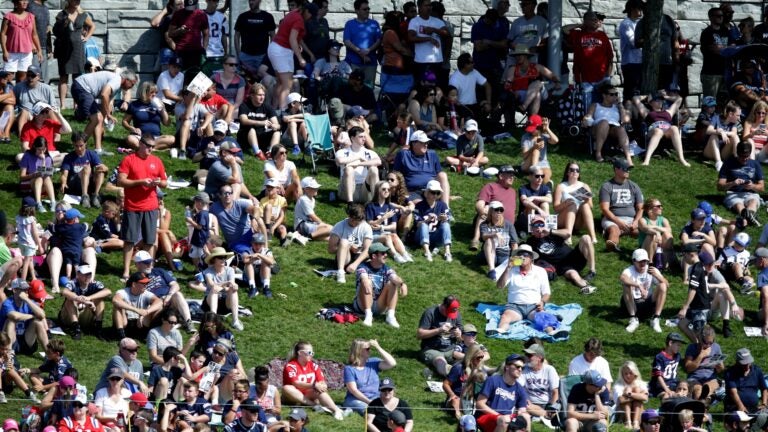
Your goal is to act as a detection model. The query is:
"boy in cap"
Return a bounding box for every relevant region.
[387,409,408,432]
[187,191,212,269]
[112,271,162,340]
[621,248,669,333]
[649,332,685,399]
[719,232,754,294]
[49,208,90,292]
[564,370,611,432]
[59,264,110,340]
[243,232,276,299]
[599,158,643,252]
[0,278,48,355]
[476,353,530,432]
[294,176,332,241]
[725,411,752,432]
[446,119,488,172]
[353,242,407,327]
[460,414,478,432]
[724,348,768,413]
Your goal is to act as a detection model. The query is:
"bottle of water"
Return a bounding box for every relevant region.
[653,246,664,269]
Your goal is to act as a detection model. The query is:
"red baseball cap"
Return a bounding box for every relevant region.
[129,392,149,406]
[525,114,543,133]
[443,298,460,319]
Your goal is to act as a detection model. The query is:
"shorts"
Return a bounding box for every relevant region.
[685,308,710,332]
[339,181,372,204]
[505,302,538,319]
[19,244,37,257]
[4,52,33,73]
[620,293,656,318]
[189,245,205,259]
[121,209,160,245]
[268,42,294,74]
[71,80,100,122]
[58,305,96,326]
[724,192,761,210]
[230,230,254,256]
[296,221,318,237]
[352,295,382,315]
[601,216,635,231]
[61,249,82,266]
[553,249,587,275]
[202,295,232,314]
[477,413,503,432]
[419,347,454,365]
[12,330,37,356]
[239,52,266,74]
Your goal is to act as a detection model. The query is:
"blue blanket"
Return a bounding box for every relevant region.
[476,303,583,342]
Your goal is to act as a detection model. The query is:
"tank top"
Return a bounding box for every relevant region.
[638,216,665,246]
[509,63,539,91]
[5,12,35,53]
[594,104,620,126]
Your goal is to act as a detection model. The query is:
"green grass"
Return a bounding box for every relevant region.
[0,114,764,431]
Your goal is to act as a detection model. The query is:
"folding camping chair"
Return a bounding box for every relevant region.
[303,112,335,174]
[553,375,583,431]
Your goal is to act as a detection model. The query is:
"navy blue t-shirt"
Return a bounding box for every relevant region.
[127,101,163,137]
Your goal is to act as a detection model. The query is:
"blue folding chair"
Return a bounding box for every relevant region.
[303,113,335,174]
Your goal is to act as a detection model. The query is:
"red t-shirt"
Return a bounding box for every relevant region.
[170,9,208,52]
[283,359,324,395]
[201,93,230,114]
[568,29,613,84]
[20,119,61,151]
[478,182,517,222]
[118,153,167,212]
[58,415,105,432]
[273,11,305,49]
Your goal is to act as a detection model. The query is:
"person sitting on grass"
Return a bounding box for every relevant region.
[294,176,332,242]
[366,180,412,263]
[723,348,768,413]
[445,119,488,173]
[632,91,690,167]
[637,197,674,270]
[282,340,347,421]
[475,353,530,432]
[262,143,304,203]
[112,271,162,341]
[59,132,108,209]
[514,166,551,236]
[480,200,519,280]
[199,247,243,331]
[366,379,414,432]
[342,338,398,415]
[19,137,57,214]
[470,165,517,252]
[335,126,381,204]
[491,244,550,335]
[564,370,611,432]
[175,90,214,160]
[243,233,276,299]
[261,177,289,246]
[682,325,725,401]
[1,278,49,357]
[0,332,40,404]
[385,113,416,167]
[146,308,183,368]
[160,381,212,432]
[717,232,755,295]
[621,249,669,334]
[19,101,71,168]
[353,242,407,328]
[28,339,72,394]
[649,332,685,400]
[133,250,195,334]
[59,264,110,340]
[90,201,123,252]
[47,205,98,295]
[568,338,613,390]
[393,130,451,206]
[599,158,644,253]
[613,360,649,430]
[412,180,453,262]
[553,161,598,245]
[417,295,463,377]
[329,203,373,284]
[279,92,308,156]
[148,346,193,402]
[717,141,764,228]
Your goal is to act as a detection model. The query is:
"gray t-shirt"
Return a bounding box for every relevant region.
[94,355,144,393]
[115,287,157,320]
[599,178,644,219]
[13,81,58,112]
[518,364,559,406]
[147,327,183,364]
[330,219,373,248]
[74,71,122,97]
[204,160,242,200]
[507,15,548,65]
[174,102,209,132]
[210,199,252,247]
[294,195,316,229]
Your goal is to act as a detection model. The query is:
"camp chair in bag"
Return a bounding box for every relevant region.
[303,113,335,174]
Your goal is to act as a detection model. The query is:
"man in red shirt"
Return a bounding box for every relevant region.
[563,11,614,109]
[168,0,210,71]
[116,134,168,281]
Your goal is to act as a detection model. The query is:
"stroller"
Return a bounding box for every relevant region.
[659,397,708,432]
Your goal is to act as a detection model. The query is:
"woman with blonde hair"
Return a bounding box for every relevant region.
[343,339,397,415]
[612,360,648,430]
[742,100,768,161]
[637,197,673,269]
[385,171,414,238]
[443,344,490,420]
[122,81,174,150]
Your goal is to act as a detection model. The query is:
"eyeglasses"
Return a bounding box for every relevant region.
[122,347,138,353]
[533,174,545,178]
[508,363,524,369]
[646,420,660,425]
[166,320,178,325]
[212,350,226,356]
[429,190,442,195]
[109,376,123,381]
[518,253,533,258]
[380,388,394,393]
[299,350,315,356]
[568,168,580,173]
[381,188,390,192]
[222,191,233,196]
[653,204,663,208]
[225,63,237,66]
[277,151,287,155]
[139,140,155,148]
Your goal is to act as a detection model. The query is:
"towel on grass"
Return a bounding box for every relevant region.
[476,303,583,342]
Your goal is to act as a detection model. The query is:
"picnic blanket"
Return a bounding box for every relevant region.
[476,303,583,342]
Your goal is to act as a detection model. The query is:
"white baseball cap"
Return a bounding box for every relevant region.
[426,180,443,192]
[301,177,321,189]
[409,130,430,143]
[134,250,153,263]
[632,249,649,262]
[287,92,307,105]
[213,119,228,134]
[464,119,479,132]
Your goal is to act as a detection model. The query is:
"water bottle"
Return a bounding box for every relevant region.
[653,246,664,269]
[117,147,133,154]
[116,412,126,430]
[329,191,336,202]
[185,206,192,219]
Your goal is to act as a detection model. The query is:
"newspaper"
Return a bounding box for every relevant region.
[186,72,214,97]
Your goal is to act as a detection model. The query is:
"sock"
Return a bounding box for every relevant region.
[262,278,270,287]
[364,308,372,318]
[386,309,396,319]
[248,280,256,289]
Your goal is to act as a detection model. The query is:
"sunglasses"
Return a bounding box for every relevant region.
[653,204,663,208]
[646,420,660,426]
[166,320,178,325]
[109,376,123,381]
[225,63,237,66]
[139,140,155,148]
[508,363,525,369]
[533,174,545,178]
[122,347,138,353]
[531,222,545,228]
[300,350,315,356]
[277,151,287,155]
[493,208,504,212]
[568,168,580,173]
[429,190,442,195]
[222,191,233,196]
[518,253,533,258]
[606,92,618,96]
[212,350,226,356]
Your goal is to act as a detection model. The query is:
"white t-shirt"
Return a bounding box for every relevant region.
[448,70,487,105]
[612,378,648,405]
[408,16,445,63]
[518,364,559,406]
[93,387,131,418]
[157,70,185,105]
[206,11,228,57]
[330,219,373,248]
[620,265,659,300]
[503,265,551,305]
[335,145,378,184]
[568,354,613,384]
[263,160,297,190]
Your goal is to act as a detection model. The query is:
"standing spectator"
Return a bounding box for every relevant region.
[13,64,57,133]
[237,83,280,159]
[303,0,330,68]
[634,12,678,92]
[26,0,50,82]
[234,0,275,74]
[617,0,643,101]
[116,134,168,281]
[700,7,730,98]
[621,249,668,333]
[167,0,209,71]
[475,353,530,432]
[16,199,41,282]
[507,0,548,66]
[59,132,107,209]
[343,0,382,88]
[430,1,453,89]
[599,159,644,252]
[649,332,685,399]
[267,3,317,109]
[471,9,507,105]
[562,11,614,109]
[755,6,768,43]
[449,53,491,114]
[72,69,138,154]
[52,0,94,109]
[201,0,227,75]
[717,141,764,227]
[724,348,768,413]
[329,203,373,283]
[408,0,448,84]
[1,0,43,83]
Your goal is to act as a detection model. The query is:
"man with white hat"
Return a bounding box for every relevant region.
[492,244,550,334]
[620,248,669,333]
[59,264,111,340]
[393,130,451,205]
[445,119,489,172]
[335,125,381,204]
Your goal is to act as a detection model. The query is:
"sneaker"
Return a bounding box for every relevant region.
[292,145,301,155]
[487,269,497,280]
[231,319,244,331]
[178,153,187,160]
[0,391,6,403]
[741,280,755,295]
[313,405,331,413]
[81,195,91,208]
[424,251,433,262]
[183,320,196,333]
[283,232,295,247]
[36,203,46,213]
[293,233,309,246]
[444,252,453,262]
[256,151,267,161]
[580,285,596,295]
[263,285,273,299]
[715,160,724,172]
[651,317,662,333]
[606,240,621,252]
[403,252,414,262]
[625,317,640,333]
[343,408,353,418]
[393,253,407,264]
[385,315,400,328]
[91,195,101,208]
[28,391,40,404]
[333,410,344,421]
[362,315,373,327]
[585,271,596,282]
[248,286,259,299]
[336,272,346,284]
[72,327,82,340]
[540,417,555,430]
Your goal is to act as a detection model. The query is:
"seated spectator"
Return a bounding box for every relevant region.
[386,171,416,237]
[200,82,234,126]
[553,161,597,244]
[680,208,718,282]
[19,137,56,213]
[638,197,674,270]
[723,411,752,432]
[451,323,488,363]
[343,339,397,415]
[0,71,15,143]
[223,395,271,430]
[444,344,489,420]
[188,311,235,359]
[294,176,332,241]
[742,101,768,161]
[19,101,70,167]
[175,90,214,159]
[222,380,268,424]
[46,204,98,294]
[682,325,724,401]
[155,191,178,269]
[112,271,162,340]
[502,45,559,117]
[411,180,453,262]
[632,92,690,167]
[724,348,767,413]
[613,361,648,430]
[445,119,488,172]
[565,370,611,432]
[282,340,346,421]
[58,392,105,432]
[312,40,352,102]
[205,338,245,403]
[718,232,754,295]
[639,409,663,432]
[263,143,303,203]
[393,130,450,206]
[0,332,40,404]
[526,214,597,294]
[621,249,669,334]
[353,242,407,328]
[59,264,109,340]
[408,86,443,137]
[649,332,685,399]
[13,65,57,135]
[93,368,130,424]
[148,346,191,402]
[385,112,416,166]
[520,344,559,427]
[437,85,473,137]
[279,92,308,156]
[471,165,517,251]
[93,337,146,395]
[146,308,183,367]
[521,115,558,183]
[568,338,614,390]
[449,52,491,116]
[336,69,377,123]
[59,132,107,209]
[186,191,216,269]
[600,159,643,252]
[756,248,768,335]
[0,279,48,358]
[242,233,276,299]
[491,244,550,334]
[366,182,411,262]
[156,56,184,111]
[122,81,174,151]
[366,379,413,431]
[133,250,194,333]
[344,105,376,149]
[729,59,766,111]
[203,141,252,202]
[250,366,282,423]
[200,247,242,331]
[480,200,519,279]
[582,84,632,165]
[717,141,764,227]
[238,83,280,159]
[697,98,740,171]
[336,126,381,204]
[329,203,373,284]
[212,55,245,111]
[417,295,463,377]
[159,381,211,431]
[29,339,71,393]
[515,166,552,235]
[261,177,289,246]
[476,353,530,432]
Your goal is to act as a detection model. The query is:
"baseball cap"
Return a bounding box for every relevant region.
[666,332,686,343]
[489,201,504,210]
[305,2,319,17]
[525,114,543,133]
[582,370,607,387]
[288,408,307,421]
[499,165,516,175]
[737,348,754,365]
[32,101,53,116]
[584,10,599,20]
[301,177,321,189]
[388,410,407,426]
[59,375,76,388]
[369,242,390,254]
[464,119,479,132]
[22,196,36,208]
[0,70,10,79]
[213,119,228,134]
[27,64,41,76]
[130,392,149,406]
[641,409,660,422]
[698,201,714,216]
[76,264,93,274]
[265,177,281,188]
[3,419,19,431]
[699,251,715,265]
[287,92,307,105]
[702,96,717,107]
[219,142,240,153]
[379,377,396,389]
[756,247,768,258]
[72,392,88,406]
[127,271,150,284]
[442,296,460,319]
[530,214,546,225]
[523,343,545,357]
[239,398,261,412]
[29,280,47,301]
[632,248,649,262]
[691,208,706,220]
[108,367,124,379]
[613,158,633,171]
[133,250,152,263]
[193,191,210,204]
[252,233,267,244]
[729,411,753,423]
[427,180,443,192]
[409,130,430,143]
[460,414,477,431]
[347,105,370,118]
[505,353,524,364]
[65,209,84,220]
[463,324,478,335]
[735,232,750,247]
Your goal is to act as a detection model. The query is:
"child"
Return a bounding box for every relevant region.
[243,233,276,299]
[163,381,212,432]
[91,200,123,252]
[50,208,88,286]
[29,339,72,393]
[385,113,415,165]
[452,324,484,362]
[675,380,690,398]
[0,332,40,404]
[718,232,754,294]
[697,200,734,255]
[445,119,489,172]
[187,192,213,269]
[612,360,648,430]
[148,346,192,402]
[294,177,331,241]
[16,196,42,281]
[649,332,684,400]
[187,350,218,403]
[261,178,288,246]
[679,408,707,432]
